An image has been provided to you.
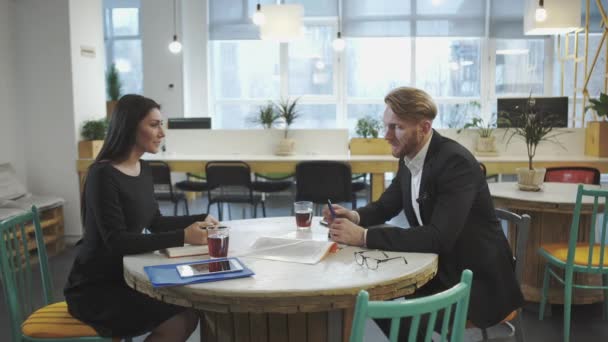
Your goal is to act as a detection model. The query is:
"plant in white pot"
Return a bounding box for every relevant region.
[501,96,568,191]
[457,114,497,155]
[350,115,391,155]
[275,98,300,156]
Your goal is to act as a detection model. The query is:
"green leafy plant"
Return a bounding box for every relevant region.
[106,63,122,101]
[501,95,568,170]
[249,102,279,129]
[355,115,383,138]
[585,92,608,119]
[457,114,496,138]
[81,119,108,141]
[276,97,300,138]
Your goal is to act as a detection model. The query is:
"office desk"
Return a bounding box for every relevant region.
[76,154,608,202]
[490,182,606,305]
[123,217,438,342]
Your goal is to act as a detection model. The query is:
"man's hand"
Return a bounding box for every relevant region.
[322,204,359,224]
[329,218,366,246]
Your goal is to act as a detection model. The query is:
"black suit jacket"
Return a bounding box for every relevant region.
[358,131,524,328]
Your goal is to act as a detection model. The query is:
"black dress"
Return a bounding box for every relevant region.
[64,161,207,337]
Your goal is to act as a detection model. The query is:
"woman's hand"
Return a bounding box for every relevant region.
[184,222,209,245]
[203,215,220,226]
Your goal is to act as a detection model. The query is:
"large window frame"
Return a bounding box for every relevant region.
[103,0,143,95]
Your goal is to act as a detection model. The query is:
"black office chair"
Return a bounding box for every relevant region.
[479,162,499,182]
[351,173,368,208]
[205,161,264,220]
[251,173,294,210]
[175,172,217,195]
[148,161,189,215]
[476,208,530,342]
[544,166,601,185]
[295,161,354,209]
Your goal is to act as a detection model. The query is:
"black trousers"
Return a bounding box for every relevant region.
[374,277,457,342]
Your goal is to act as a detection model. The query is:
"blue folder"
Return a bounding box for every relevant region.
[144,257,254,287]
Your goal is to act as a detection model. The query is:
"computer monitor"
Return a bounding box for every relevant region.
[167,117,212,129]
[497,97,568,128]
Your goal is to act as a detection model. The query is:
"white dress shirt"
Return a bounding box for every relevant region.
[403,132,433,226]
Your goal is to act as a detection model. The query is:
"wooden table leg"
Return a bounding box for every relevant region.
[200,309,350,342]
[370,173,385,201]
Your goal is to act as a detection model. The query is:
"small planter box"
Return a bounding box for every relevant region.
[585,121,608,157]
[78,140,104,159]
[349,138,391,155]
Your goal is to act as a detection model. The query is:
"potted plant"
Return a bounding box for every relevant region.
[584,92,608,157]
[78,118,108,158]
[457,114,497,154]
[501,96,568,191]
[249,102,279,129]
[106,63,122,119]
[275,98,300,155]
[350,115,391,155]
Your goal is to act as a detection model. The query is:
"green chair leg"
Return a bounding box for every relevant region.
[563,271,574,342]
[539,265,551,320]
[603,274,608,320]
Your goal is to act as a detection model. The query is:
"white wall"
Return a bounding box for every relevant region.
[182,0,209,118]
[0,0,25,182]
[141,0,184,118]
[16,0,105,238]
[69,0,107,138]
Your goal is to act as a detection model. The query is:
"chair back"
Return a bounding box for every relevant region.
[206,161,253,188]
[0,206,52,342]
[148,161,178,199]
[295,161,352,204]
[495,208,531,283]
[350,269,473,342]
[566,185,608,271]
[544,167,601,185]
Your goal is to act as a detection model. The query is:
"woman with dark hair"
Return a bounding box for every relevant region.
[65,94,218,341]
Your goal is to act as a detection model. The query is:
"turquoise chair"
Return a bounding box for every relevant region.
[350,269,473,342]
[538,185,608,342]
[0,206,127,342]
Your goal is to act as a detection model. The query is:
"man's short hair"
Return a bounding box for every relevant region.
[384,87,437,122]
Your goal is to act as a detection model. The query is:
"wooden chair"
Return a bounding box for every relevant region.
[349,269,473,342]
[538,185,608,342]
[473,208,530,341]
[544,167,601,185]
[0,206,130,342]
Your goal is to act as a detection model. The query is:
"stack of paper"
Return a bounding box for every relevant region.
[241,237,339,264]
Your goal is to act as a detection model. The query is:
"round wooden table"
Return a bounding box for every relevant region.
[123,217,438,342]
[489,182,606,305]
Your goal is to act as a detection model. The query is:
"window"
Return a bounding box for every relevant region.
[103,0,143,96]
[209,0,558,131]
[496,39,545,96]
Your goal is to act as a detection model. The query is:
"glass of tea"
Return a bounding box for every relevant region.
[207,226,230,258]
[294,201,313,230]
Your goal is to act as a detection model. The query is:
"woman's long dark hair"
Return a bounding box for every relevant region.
[96,94,161,163]
[81,94,160,224]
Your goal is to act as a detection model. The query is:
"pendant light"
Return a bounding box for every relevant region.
[535,0,547,22]
[332,0,345,52]
[252,2,265,26]
[168,0,182,54]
